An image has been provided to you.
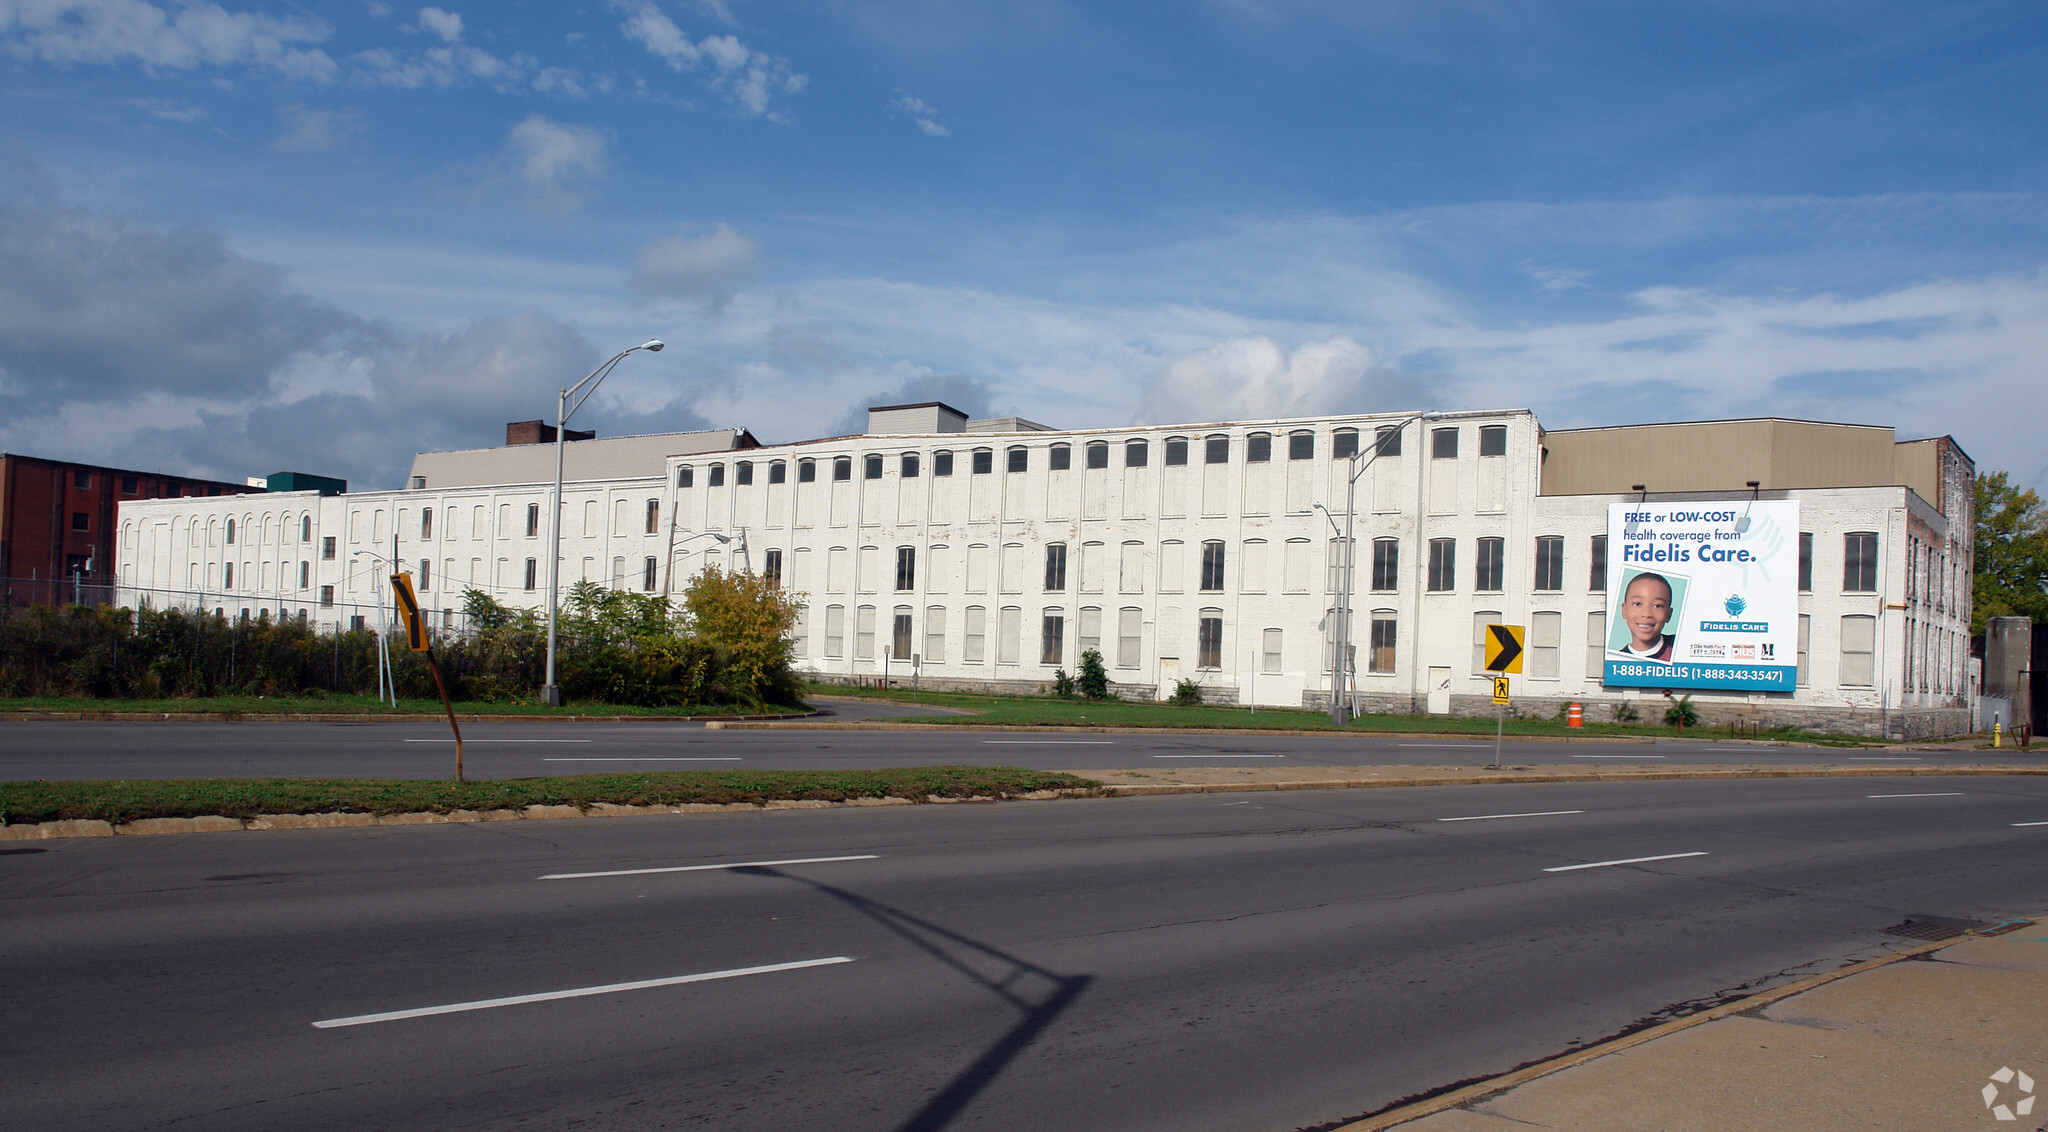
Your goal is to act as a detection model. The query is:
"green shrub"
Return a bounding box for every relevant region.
[1052,669,1077,697]
[1663,694,1699,728]
[1171,677,1204,706]
[1612,700,1640,723]
[1077,648,1112,700]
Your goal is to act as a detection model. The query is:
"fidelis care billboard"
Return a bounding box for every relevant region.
[1605,500,1800,692]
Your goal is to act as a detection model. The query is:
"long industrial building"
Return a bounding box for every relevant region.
[115,405,1975,737]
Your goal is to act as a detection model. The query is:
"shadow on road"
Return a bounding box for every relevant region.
[734,865,1091,1132]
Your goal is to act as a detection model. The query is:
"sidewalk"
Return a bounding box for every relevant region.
[1343,920,2048,1131]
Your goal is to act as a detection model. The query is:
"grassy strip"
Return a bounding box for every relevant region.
[808,683,1821,741]
[0,767,1097,826]
[0,694,810,718]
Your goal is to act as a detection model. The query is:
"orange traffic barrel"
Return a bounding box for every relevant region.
[1567,702,1583,728]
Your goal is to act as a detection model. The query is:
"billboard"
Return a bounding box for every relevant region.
[1605,500,1799,692]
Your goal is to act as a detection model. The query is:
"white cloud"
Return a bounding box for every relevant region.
[496,114,607,213]
[415,6,461,43]
[612,0,805,117]
[891,92,949,137]
[269,102,364,152]
[127,96,206,122]
[1138,334,1403,425]
[628,223,761,308]
[0,0,338,82]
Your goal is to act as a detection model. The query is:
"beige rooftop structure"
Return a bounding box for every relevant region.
[407,426,756,490]
[1539,417,1966,511]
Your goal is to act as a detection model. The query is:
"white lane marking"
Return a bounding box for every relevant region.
[2012,821,2048,827]
[311,957,853,1029]
[1544,851,1708,873]
[1152,754,1287,759]
[404,739,593,744]
[1849,757,1922,761]
[1701,747,1758,751]
[1573,754,1666,759]
[983,740,1116,745]
[540,854,880,881]
[1867,792,1965,799]
[544,757,741,762]
[1438,810,1586,822]
[1398,743,1492,748]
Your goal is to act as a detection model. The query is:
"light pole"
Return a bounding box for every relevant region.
[543,339,664,706]
[1315,412,1436,726]
[352,549,401,706]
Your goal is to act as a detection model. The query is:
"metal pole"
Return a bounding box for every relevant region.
[543,386,568,706]
[1491,700,1503,769]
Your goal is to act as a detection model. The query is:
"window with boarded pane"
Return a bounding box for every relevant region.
[1840,614,1875,685]
[1589,535,1607,591]
[1371,538,1398,591]
[1044,543,1067,591]
[1246,434,1271,462]
[1205,435,1229,464]
[833,457,852,482]
[1007,446,1028,473]
[895,546,916,591]
[799,460,817,483]
[1332,429,1359,460]
[1369,611,1397,674]
[934,451,954,476]
[709,464,726,487]
[1534,536,1563,591]
[1086,442,1109,469]
[1799,532,1813,591]
[1049,444,1071,471]
[1478,424,1507,456]
[769,461,787,484]
[1164,438,1188,466]
[1428,539,1456,591]
[1289,431,1314,460]
[678,467,694,488]
[1199,541,1225,591]
[893,611,913,659]
[864,454,883,480]
[736,461,754,485]
[901,453,919,477]
[1475,537,1504,591]
[1431,427,1458,459]
[1126,439,1148,467]
[1041,613,1064,665]
[1198,614,1223,669]
[1374,425,1402,457]
[972,449,993,474]
[1843,532,1878,592]
[1118,608,1142,667]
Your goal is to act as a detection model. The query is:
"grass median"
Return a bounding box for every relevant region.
[809,683,1821,741]
[0,767,1098,826]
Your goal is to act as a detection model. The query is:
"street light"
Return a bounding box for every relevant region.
[1316,412,1438,726]
[542,339,665,707]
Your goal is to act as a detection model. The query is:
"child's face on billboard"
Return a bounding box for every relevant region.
[1622,575,1673,649]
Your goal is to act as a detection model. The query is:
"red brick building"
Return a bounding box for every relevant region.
[0,454,257,607]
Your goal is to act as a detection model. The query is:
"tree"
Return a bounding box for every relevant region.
[1973,471,2048,633]
[682,566,803,704]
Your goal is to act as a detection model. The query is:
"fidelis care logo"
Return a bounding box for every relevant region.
[1983,1066,2036,1121]
[1723,594,1747,617]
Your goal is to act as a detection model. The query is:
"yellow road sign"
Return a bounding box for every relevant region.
[390,573,429,652]
[1492,676,1510,705]
[1484,623,1525,674]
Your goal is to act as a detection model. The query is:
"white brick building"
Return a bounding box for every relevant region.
[116,406,1976,736]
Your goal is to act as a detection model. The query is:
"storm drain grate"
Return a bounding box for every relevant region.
[1884,916,1989,941]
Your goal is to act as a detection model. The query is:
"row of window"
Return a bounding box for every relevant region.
[806,604,1234,670]
[679,425,1511,487]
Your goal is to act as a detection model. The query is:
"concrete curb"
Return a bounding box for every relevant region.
[705,720,1661,743]
[0,789,1093,840]
[1094,764,2048,795]
[1331,926,2019,1131]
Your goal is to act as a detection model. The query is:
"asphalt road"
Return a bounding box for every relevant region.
[0,709,2034,780]
[6,776,2047,1131]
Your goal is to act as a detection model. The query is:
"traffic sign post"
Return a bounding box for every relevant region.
[392,573,465,783]
[1483,625,1524,769]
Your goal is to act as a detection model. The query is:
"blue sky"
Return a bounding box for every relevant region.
[2,0,2046,492]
